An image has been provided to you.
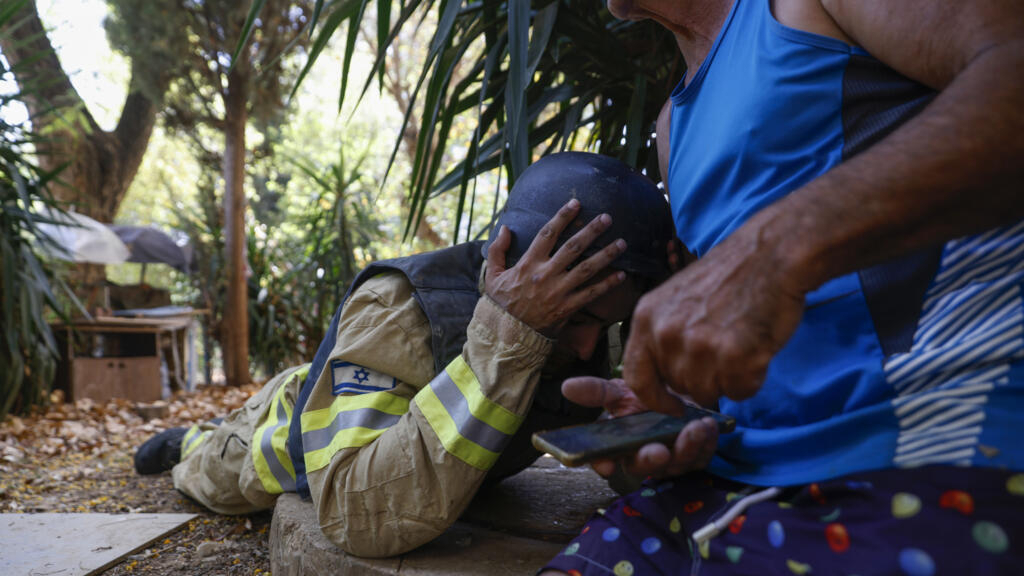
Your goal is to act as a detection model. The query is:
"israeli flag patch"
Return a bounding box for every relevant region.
[330,360,397,395]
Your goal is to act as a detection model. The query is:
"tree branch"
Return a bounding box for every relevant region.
[0,1,97,134]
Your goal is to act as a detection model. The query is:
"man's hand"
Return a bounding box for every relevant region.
[561,377,718,478]
[485,199,627,335]
[666,237,694,273]
[623,221,806,409]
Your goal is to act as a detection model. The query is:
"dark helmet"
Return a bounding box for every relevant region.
[483,152,675,282]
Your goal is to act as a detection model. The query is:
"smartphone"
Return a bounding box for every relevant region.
[531,407,736,467]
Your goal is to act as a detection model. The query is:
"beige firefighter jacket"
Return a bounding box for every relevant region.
[301,270,554,557]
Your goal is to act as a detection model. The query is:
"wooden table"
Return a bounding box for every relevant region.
[52,312,199,403]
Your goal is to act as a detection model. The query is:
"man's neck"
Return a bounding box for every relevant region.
[667,0,735,84]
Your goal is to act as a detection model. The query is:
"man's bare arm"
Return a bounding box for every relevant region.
[774,0,1024,292]
[624,0,1024,410]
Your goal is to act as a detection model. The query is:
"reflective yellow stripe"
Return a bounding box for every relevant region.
[181,424,209,459]
[301,391,410,473]
[446,356,521,434]
[252,376,299,494]
[414,356,523,470]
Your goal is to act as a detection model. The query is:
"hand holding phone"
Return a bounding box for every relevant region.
[532,405,735,467]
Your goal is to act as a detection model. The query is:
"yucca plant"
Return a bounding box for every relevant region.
[247,225,306,377]
[0,140,66,422]
[246,145,381,376]
[0,0,77,420]
[173,170,226,386]
[287,144,380,325]
[242,0,681,243]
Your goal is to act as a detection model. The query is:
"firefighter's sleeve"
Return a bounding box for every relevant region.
[302,272,552,558]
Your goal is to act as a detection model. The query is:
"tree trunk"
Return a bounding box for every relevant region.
[1,2,157,219]
[0,2,159,309]
[221,64,250,387]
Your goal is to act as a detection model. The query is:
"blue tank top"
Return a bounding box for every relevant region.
[668,0,1024,485]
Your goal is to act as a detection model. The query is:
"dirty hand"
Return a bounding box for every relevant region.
[485,199,627,335]
[623,220,807,409]
[667,237,694,273]
[561,377,718,478]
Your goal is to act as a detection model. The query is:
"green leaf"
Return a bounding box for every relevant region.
[310,0,327,36]
[1,238,17,359]
[404,25,468,239]
[376,0,392,88]
[526,1,558,80]
[1,352,25,423]
[290,0,364,104]
[0,0,29,28]
[353,0,422,111]
[230,0,267,74]
[505,0,530,181]
[339,0,372,111]
[625,72,647,168]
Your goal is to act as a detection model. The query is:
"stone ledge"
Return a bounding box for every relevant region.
[270,458,619,575]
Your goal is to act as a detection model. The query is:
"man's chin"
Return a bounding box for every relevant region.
[606,0,637,20]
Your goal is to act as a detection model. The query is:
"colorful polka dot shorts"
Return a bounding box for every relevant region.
[541,465,1024,575]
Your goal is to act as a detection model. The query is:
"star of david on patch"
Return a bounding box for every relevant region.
[330,360,397,395]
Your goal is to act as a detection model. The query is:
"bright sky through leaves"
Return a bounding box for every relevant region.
[1,0,128,128]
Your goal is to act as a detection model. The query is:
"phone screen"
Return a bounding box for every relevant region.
[532,406,735,467]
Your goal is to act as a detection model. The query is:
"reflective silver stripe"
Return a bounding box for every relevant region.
[260,394,295,492]
[301,407,403,453]
[430,371,511,453]
[182,426,204,454]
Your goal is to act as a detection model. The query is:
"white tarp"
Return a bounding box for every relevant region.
[36,209,130,264]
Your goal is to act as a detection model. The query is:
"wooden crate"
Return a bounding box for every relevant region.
[70,356,162,403]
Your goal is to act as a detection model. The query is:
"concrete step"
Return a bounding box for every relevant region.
[270,457,619,575]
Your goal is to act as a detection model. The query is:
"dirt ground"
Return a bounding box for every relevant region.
[0,383,272,576]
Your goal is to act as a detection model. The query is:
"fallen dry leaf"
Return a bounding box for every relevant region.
[0,381,270,576]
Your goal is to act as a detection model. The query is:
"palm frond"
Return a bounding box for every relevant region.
[247,0,681,242]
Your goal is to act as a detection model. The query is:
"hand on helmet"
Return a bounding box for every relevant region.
[485,199,627,336]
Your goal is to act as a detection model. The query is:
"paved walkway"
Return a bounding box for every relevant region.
[269,457,621,575]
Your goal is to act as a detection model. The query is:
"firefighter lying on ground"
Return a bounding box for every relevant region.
[134,152,676,557]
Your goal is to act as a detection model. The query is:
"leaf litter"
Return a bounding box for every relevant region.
[0,383,272,575]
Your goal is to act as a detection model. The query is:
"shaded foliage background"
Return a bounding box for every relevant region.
[107,0,317,386]
[245,145,383,377]
[169,137,383,380]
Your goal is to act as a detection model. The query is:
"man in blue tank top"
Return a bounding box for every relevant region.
[543,0,1024,574]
